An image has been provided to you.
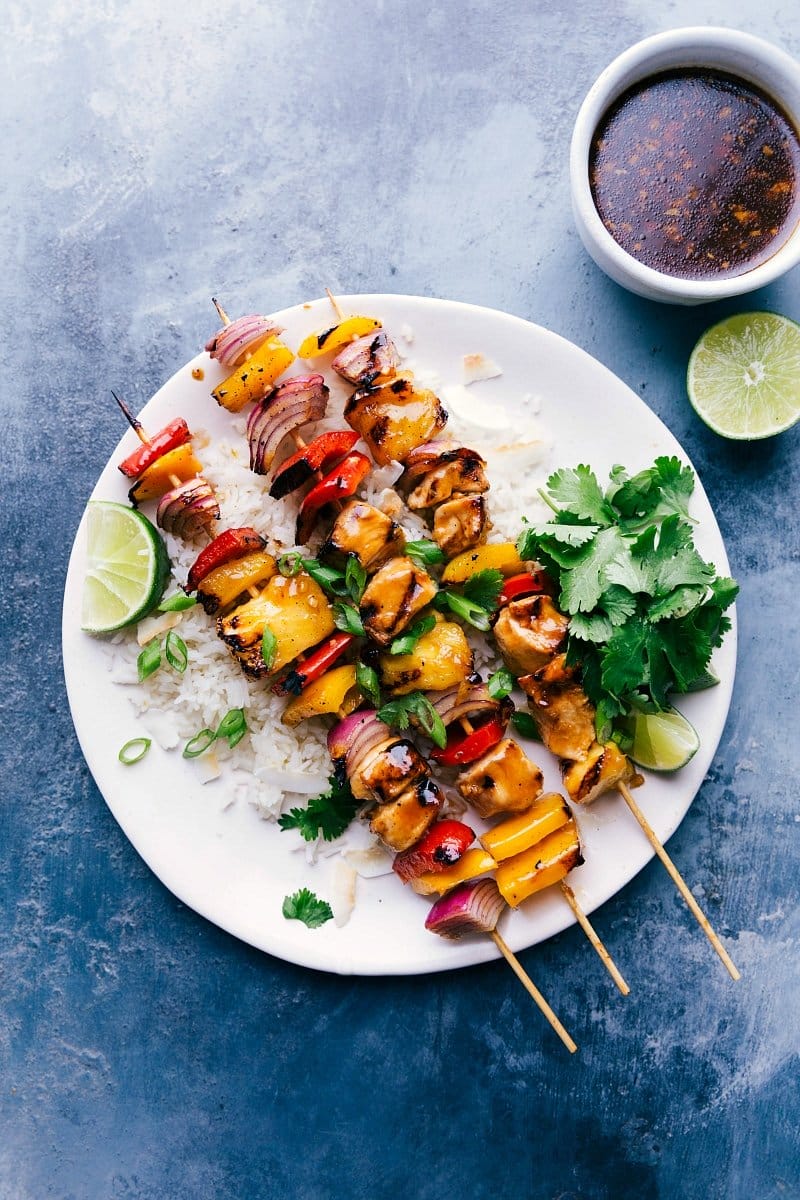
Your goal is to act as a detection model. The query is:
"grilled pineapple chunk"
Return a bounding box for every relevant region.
[217,571,334,677]
[378,615,472,695]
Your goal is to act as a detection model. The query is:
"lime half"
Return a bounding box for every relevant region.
[687,311,800,439]
[625,707,700,773]
[81,501,169,634]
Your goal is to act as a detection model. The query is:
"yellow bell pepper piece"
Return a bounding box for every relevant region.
[282,664,362,727]
[410,848,497,896]
[495,820,582,907]
[128,444,204,503]
[196,551,277,615]
[211,337,295,412]
[479,792,571,862]
[378,616,472,695]
[442,542,526,583]
[298,316,381,360]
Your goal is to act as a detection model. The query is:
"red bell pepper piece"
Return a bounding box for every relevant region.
[498,570,554,606]
[269,430,360,500]
[393,820,476,883]
[117,418,192,479]
[295,451,372,544]
[186,527,267,592]
[430,715,506,767]
[271,632,355,696]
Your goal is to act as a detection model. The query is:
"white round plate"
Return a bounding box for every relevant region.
[62,294,737,976]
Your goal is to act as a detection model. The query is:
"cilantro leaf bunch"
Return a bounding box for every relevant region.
[278,773,361,842]
[518,458,737,719]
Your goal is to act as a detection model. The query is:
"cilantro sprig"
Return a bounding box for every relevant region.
[377,690,447,749]
[519,458,737,719]
[278,773,361,842]
[282,888,333,929]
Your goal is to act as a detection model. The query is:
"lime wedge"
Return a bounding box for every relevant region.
[687,311,800,439]
[81,501,170,634]
[625,707,700,772]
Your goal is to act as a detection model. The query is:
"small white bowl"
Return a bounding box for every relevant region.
[570,27,800,305]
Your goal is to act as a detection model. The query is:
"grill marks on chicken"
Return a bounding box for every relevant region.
[494,594,570,675]
[344,378,447,466]
[456,738,544,818]
[562,741,642,806]
[402,447,489,509]
[359,555,438,646]
[321,499,405,572]
[519,654,596,762]
[433,494,488,557]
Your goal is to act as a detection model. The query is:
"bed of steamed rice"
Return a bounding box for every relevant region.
[104,352,553,831]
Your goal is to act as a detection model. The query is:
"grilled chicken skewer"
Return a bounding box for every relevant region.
[494,585,740,981]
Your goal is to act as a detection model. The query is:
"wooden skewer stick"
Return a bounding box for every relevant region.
[617,781,740,981]
[559,881,630,995]
[326,287,345,321]
[491,928,577,1053]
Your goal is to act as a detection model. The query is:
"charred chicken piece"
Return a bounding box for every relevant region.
[359,555,438,646]
[493,594,570,675]
[562,741,643,806]
[344,378,447,466]
[354,739,429,805]
[369,777,442,852]
[519,654,596,762]
[331,330,399,386]
[432,494,488,557]
[320,499,405,572]
[455,738,544,818]
[401,446,489,509]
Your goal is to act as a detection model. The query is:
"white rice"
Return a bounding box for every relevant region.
[108,353,552,840]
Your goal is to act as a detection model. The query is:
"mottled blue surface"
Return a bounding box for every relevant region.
[2,2,799,1198]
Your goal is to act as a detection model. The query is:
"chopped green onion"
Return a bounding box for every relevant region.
[405,539,445,568]
[158,592,197,612]
[414,697,447,749]
[302,557,349,596]
[278,552,303,576]
[488,666,515,700]
[165,630,188,674]
[511,710,540,741]
[441,591,492,631]
[355,661,381,707]
[118,737,151,765]
[345,555,367,603]
[216,708,248,749]
[261,625,277,670]
[183,728,217,759]
[333,602,365,637]
[137,639,161,682]
[389,614,436,655]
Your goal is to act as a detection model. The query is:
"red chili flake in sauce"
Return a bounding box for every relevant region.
[590,69,800,279]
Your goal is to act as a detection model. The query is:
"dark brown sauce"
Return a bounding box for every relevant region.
[590,68,800,279]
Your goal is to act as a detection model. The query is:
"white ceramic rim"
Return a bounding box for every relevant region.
[570,26,800,302]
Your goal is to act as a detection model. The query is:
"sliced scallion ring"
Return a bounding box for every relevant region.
[183,728,217,759]
[118,737,152,765]
[278,552,303,577]
[137,639,162,682]
[216,708,248,748]
[158,592,197,612]
[165,629,188,673]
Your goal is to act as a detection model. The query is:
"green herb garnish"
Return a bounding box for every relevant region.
[510,711,540,740]
[333,602,366,637]
[405,539,446,569]
[183,728,217,759]
[388,614,437,655]
[165,630,188,674]
[118,737,152,765]
[345,556,367,603]
[282,888,334,929]
[137,640,161,682]
[261,625,277,670]
[216,707,248,749]
[158,592,197,612]
[437,568,504,631]
[279,773,361,842]
[355,661,381,707]
[377,690,447,749]
[488,666,515,700]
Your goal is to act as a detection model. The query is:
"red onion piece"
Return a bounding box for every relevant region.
[427,682,498,727]
[425,879,507,940]
[327,710,373,761]
[247,375,329,475]
[326,709,392,778]
[331,330,399,385]
[156,477,220,538]
[205,314,283,368]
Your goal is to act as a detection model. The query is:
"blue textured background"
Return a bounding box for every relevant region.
[2,3,798,1198]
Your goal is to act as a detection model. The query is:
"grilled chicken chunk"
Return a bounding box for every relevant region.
[321,499,405,572]
[344,378,447,466]
[456,738,544,818]
[402,447,488,509]
[562,741,642,805]
[519,654,596,761]
[369,778,442,852]
[354,739,429,804]
[359,555,438,646]
[433,494,488,557]
[493,594,570,675]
